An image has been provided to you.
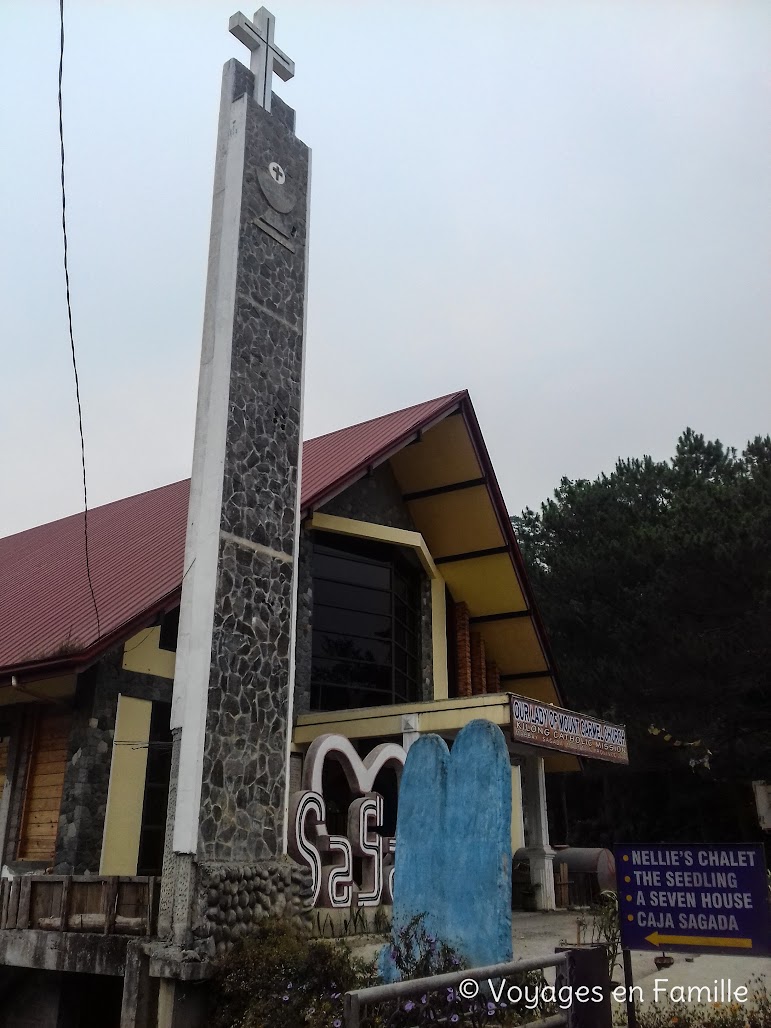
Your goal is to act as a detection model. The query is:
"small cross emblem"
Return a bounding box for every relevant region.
[269,162,286,184]
[229,7,294,113]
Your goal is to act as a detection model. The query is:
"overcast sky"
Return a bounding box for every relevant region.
[1,0,768,539]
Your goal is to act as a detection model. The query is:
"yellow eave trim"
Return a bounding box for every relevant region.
[293,693,581,771]
[308,513,439,577]
[294,693,509,743]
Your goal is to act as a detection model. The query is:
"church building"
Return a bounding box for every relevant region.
[0,8,626,1025]
[0,390,627,1025]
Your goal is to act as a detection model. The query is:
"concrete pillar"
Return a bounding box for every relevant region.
[510,764,525,853]
[401,714,420,751]
[523,754,556,910]
[120,941,157,1028]
[157,980,207,1028]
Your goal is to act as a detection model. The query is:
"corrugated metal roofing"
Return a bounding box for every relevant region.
[0,480,190,676]
[0,392,466,679]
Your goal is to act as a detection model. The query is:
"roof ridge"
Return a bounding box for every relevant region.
[303,390,466,445]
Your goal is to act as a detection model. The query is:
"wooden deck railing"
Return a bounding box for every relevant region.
[0,875,160,936]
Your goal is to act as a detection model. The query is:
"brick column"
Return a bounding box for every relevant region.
[470,633,486,695]
[485,660,500,694]
[454,602,472,698]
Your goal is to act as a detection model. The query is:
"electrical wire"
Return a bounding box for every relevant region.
[122,628,156,654]
[58,0,100,639]
[120,560,196,653]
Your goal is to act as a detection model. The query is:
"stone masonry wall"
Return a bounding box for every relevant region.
[195,858,314,956]
[293,530,314,716]
[55,646,172,873]
[319,463,414,531]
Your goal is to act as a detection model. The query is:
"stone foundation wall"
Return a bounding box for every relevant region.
[196,858,314,955]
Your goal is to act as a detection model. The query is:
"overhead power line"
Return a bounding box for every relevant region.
[58,0,100,639]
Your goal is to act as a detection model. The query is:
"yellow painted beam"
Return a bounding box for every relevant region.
[297,691,508,725]
[431,579,448,700]
[293,693,580,771]
[122,627,176,680]
[309,513,438,575]
[294,693,510,744]
[100,695,152,876]
[294,714,405,744]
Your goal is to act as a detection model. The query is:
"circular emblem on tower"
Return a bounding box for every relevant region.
[268,162,286,184]
[257,158,297,215]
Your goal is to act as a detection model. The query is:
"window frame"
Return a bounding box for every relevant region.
[310,532,423,711]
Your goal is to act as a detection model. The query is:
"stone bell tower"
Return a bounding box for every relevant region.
[159,7,312,954]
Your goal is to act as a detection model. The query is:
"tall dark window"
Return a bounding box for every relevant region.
[158,607,179,652]
[311,533,422,711]
[137,702,172,876]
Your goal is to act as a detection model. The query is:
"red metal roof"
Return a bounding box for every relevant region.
[0,480,190,681]
[0,392,466,682]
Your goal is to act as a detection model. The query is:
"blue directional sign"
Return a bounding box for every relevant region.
[616,844,771,956]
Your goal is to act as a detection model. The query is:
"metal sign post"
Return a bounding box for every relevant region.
[621,948,638,1028]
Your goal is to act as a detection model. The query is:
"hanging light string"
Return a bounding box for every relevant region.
[648,724,711,771]
[58,0,100,638]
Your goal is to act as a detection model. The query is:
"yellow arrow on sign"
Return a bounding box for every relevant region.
[645,932,752,950]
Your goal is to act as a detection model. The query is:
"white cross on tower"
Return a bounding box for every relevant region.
[229,7,295,113]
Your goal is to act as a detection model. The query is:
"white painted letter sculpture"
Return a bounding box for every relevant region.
[288,734,406,908]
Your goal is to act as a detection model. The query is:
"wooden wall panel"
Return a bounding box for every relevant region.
[17,709,72,862]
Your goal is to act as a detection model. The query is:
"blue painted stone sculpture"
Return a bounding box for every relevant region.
[383,719,512,977]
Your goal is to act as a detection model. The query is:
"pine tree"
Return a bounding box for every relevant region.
[513,431,771,845]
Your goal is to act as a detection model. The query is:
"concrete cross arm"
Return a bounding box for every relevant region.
[229,11,261,49]
[229,8,295,111]
[270,47,295,82]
